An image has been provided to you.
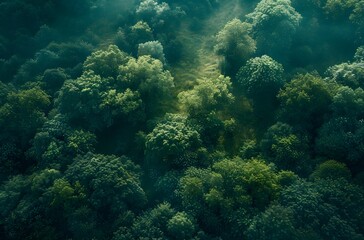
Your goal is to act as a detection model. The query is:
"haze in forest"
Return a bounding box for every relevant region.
[0,0,364,239]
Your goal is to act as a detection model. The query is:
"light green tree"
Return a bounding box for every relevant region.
[83,44,130,79]
[138,40,166,64]
[178,75,234,116]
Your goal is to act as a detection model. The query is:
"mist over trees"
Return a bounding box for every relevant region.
[0,0,364,239]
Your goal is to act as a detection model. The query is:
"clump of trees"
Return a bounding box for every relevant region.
[0,0,364,239]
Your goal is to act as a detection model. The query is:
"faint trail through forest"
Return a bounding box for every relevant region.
[172,0,245,89]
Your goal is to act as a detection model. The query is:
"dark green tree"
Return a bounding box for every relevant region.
[278,73,334,133]
[280,178,364,239]
[145,114,202,169]
[237,55,284,103]
[246,205,297,240]
[0,87,50,151]
[57,70,143,131]
[310,160,351,180]
[247,0,302,60]
[261,122,312,176]
[316,117,364,172]
[214,19,256,74]
[30,115,96,170]
[236,55,284,125]
[65,153,147,215]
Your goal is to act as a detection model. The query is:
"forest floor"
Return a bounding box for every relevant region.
[172,0,246,90]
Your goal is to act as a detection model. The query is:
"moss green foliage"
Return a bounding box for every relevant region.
[278,73,334,132]
[57,69,143,130]
[330,86,364,118]
[316,117,364,171]
[146,114,202,168]
[30,115,96,169]
[138,40,166,64]
[1,1,364,239]
[278,178,364,239]
[167,212,196,239]
[0,87,50,148]
[129,21,154,47]
[246,205,297,240]
[326,61,364,89]
[310,160,351,180]
[178,158,280,238]
[65,153,147,212]
[261,122,312,176]
[83,45,130,79]
[237,55,284,102]
[215,18,256,74]
[178,75,234,116]
[118,55,174,111]
[113,202,176,239]
[247,0,302,59]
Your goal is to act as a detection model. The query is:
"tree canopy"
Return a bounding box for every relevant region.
[0,0,363,239]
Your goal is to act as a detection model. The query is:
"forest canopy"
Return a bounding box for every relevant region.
[0,0,364,239]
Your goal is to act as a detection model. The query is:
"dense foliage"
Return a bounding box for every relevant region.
[0,0,363,239]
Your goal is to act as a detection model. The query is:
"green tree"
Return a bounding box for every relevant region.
[118,55,174,116]
[14,41,93,84]
[0,143,22,180]
[214,19,256,74]
[65,153,147,215]
[57,70,143,131]
[83,44,130,79]
[136,0,171,23]
[178,75,235,149]
[138,40,166,65]
[178,158,281,238]
[136,0,184,32]
[113,202,176,240]
[0,169,63,240]
[315,117,364,171]
[153,170,182,204]
[326,62,364,89]
[40,68,70,96]
[236,55,284,124]
[178,75,234,116]
[145,114,202,169]
[212,158,280,210]
[323,0,358,20]
[277,73,334,133]
[167,212,196,240]
[237,55,284,103]
[261,122,312,176]
[330,86,364,118]
[0,87,50,149]
[354,46,364,62]
[247,0,302,60]
[246,205,297,240]
[30,115,96,170]
[310,160,351,180]
[129,21,154,48]
[280,178,364,239]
